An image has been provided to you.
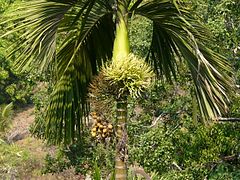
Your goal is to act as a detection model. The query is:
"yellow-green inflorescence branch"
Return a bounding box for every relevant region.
[102,54,154,99]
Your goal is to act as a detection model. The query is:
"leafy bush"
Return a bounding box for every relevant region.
[127,78,240,179]
[129,16,152,57]
[129,118,240,179]
[130,124,174,173]
[29,83,51,139]
[0,0,38,106]
[42,133,115,178]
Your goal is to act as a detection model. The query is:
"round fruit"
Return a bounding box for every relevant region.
[117,129,122,134]
[91,132,96,137]
[108,124,113,129]
[92,114,98,119]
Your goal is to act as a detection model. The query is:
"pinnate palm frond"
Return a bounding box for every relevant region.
[133,0,234,120]
[1,0,76,72]
[45,65,90,145]
[1,0,115,144]
[46,14,115,144]
[56,1,115,79]
[44,1,115,144]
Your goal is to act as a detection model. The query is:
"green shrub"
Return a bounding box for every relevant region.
[130,124,174,173]
[129,119,240,178]
[42,133,115,178]
[29,84,51,139]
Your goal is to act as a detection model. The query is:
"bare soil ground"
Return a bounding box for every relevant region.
[10,106,35,135]
[6,106,83,180]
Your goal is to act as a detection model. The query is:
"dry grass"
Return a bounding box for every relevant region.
[1,106,82,179]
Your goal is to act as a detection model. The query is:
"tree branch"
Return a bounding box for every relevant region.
[218,117,240,122]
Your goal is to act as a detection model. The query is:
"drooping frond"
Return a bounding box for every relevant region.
[132,0,234,120]
[45,65,90,145]
[56,1,115,80]
[1,0,115,144]
[46,2,115,144]
[131,0,186,79]
[1,0,76,72]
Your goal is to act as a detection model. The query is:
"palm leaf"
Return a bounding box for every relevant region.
[45,65,90,144]
[56,1,115,80]
[133,0,234,120]
[1,0,76,72]
[44,1,115,144]
[133,0,183,79]
[1,0,115,144]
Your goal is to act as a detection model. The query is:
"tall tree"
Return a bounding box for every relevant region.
[1,0,233,148]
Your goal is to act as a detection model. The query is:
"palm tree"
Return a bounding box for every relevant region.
[1,0,233,178]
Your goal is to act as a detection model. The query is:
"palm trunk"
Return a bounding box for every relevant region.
[113,1,129,179]
[115,95,128,180]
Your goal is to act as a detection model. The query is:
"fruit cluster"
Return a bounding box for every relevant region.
[90,112,113,140]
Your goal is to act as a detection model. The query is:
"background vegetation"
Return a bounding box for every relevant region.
[0,0,239,179]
